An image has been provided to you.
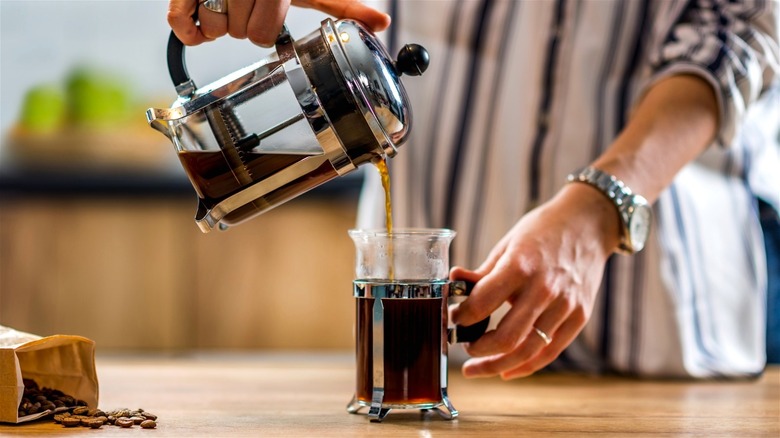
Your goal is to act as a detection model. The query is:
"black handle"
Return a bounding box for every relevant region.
[167,8,199,90]
[452,281,490,343]
[165,18,290,92]
[167,30,191,88]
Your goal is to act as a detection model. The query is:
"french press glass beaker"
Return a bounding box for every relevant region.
[147,20,428,232]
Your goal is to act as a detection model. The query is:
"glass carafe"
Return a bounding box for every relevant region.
[346,229,488,422]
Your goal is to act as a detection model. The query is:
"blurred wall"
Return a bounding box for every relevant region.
[0,0,333,137]
[0,197,359,351]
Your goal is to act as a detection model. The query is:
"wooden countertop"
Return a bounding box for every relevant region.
[2,353,778,436]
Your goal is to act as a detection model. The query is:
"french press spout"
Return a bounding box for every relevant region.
[146,19,429,232]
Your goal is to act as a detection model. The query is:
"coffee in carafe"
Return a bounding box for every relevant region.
[177,150,332,226]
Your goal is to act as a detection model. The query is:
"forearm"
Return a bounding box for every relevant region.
[551,74,719,255]
[565,0,775,252]
[591,74,719,204]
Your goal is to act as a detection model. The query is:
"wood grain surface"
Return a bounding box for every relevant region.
[1,353,777,436]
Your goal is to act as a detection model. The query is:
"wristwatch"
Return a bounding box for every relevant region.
[567,166,652,254]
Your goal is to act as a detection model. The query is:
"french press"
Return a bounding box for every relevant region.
[147,19,429,232]
[347,229,489,422]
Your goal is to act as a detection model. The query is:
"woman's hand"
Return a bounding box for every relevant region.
[168,0,391,47]
[450,74,719,380]
[450,182,621,379]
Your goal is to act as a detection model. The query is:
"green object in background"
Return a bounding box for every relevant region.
[66,67,131,128]
[19,84,67,134]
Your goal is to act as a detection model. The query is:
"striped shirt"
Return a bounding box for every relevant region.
[358,0,780,378]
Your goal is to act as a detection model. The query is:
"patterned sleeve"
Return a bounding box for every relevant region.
[647,0,780,147]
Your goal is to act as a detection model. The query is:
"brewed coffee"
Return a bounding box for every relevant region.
[354,281,445,406]
[178,150,303,202]
[178,150,337,225]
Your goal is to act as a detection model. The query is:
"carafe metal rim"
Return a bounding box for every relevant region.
[353,280,460,299]
[348,228,455,239]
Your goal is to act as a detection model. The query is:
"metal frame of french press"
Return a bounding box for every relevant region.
[347,281,467,422]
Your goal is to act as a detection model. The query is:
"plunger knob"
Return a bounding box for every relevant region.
[396,44,430,76]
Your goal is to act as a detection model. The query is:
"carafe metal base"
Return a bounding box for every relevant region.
[346,388,458,422]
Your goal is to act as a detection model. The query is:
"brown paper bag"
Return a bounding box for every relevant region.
[0,325,99,423]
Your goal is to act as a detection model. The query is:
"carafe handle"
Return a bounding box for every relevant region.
[166,21,292,98]
[449,281,490,344]
[166,31,193,97]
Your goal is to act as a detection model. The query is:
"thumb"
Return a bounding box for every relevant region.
[448,266,487,326]
[450,266,483,284]
[293,0,391,31]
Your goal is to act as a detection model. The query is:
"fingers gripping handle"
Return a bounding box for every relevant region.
[165,19,292,98]
[449,281,490,344]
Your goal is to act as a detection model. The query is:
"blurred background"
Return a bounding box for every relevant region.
[0,1,368,351]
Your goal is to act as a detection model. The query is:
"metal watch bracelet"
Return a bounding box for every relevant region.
[566,166,652,254]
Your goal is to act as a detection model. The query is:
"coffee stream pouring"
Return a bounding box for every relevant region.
[147,19,429,232]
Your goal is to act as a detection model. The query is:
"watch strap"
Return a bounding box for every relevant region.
[566,166,644,254]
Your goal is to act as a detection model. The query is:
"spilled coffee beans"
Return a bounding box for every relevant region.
[53,408,158,429]
[18,378,87,417]
[22,378,158,429]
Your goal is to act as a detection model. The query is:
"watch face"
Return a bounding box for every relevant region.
[629,204,652,251]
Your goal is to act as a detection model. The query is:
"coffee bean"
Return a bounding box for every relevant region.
[140,419,157,429]
[62,417,81,427]
[72,406,89,415]
[130,416,145,424]
[142,412,158,421]
[116,418,134,428]
[22,378,38,391]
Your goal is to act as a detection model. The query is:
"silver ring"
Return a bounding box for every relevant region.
[533,327,552,345]
[201,0,228,14]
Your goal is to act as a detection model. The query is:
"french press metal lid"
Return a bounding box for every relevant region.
[147,19,429,232]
